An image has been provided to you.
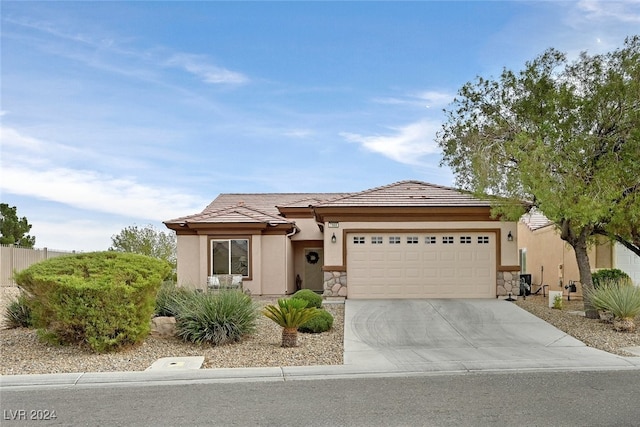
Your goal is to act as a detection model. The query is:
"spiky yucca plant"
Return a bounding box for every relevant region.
[262,298,320,347]
[587,280,640,332]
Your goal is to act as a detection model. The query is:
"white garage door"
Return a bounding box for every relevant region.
[347,232,496,299]
[615,243,640,285]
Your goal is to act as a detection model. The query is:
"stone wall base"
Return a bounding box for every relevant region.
[496,271,522,297]
[322,269,521,299]
[323,271,347,297]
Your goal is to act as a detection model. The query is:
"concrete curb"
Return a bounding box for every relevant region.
[3,357,640,390]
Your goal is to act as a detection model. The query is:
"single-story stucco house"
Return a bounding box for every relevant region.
[518,210,640,298]
[164,180,522,299]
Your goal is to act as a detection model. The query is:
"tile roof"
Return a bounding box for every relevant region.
[520,209,555,231]
[165,180,496,226]
[314,180,494,208]
[165,192,348,225]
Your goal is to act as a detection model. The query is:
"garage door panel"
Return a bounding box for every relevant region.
[347,232,496,299]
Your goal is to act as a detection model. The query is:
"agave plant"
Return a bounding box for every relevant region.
[262,298,320,347]
[587,280,640,332]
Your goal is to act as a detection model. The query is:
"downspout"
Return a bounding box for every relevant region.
[285,224,300,294]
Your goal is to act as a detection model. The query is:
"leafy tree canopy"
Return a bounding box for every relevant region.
[436,36,640,316]
[110,224,176,269]
[0,203,36,248]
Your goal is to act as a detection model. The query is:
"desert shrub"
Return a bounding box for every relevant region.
[292,289,323,308]
[13,251,171,353]
[586,280,640,332]
[155,281,193,317]
[298,309,333,333]
[592,269,632,289]
[4,294,33,328]
[173,290,258,345]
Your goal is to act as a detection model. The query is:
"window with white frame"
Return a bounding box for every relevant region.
[389,236,401,244]
[353,236,366,244]
[478,236,490,244]
[211,239,249,277]
[460,236,472,244]
[407,236,419,244]
[425,236,437,244]
[371,236,383,244]
[442,236,454,244]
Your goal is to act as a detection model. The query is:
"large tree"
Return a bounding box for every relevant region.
[0,203,36,248]
[436,36,640,318]
[110,224,176,271]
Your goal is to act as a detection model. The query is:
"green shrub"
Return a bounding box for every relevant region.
[592,269,632,289]
[173,290,258,345]
[292,289,323,309]
[13,251,171,353]
[586,280,640,332]
[4,294,33,328]
[298,309,333,333]
[154,281,192,317]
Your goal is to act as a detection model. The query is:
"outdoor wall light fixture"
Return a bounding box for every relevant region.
[507,231,513,242]
[331,233,337,243]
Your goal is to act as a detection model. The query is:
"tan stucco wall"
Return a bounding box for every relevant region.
[323,220,519,268]
[175,234,202,289]
[517,222,605,296]
[291,218,323,241]
[260,235,288,295]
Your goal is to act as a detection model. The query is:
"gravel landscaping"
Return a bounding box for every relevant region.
[0,287,343,375]
[1,287,638,376]
[515,294,640,357]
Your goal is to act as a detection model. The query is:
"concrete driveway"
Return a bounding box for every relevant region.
[344,299,638,373]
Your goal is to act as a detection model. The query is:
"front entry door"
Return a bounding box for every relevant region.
[304,248,324,292]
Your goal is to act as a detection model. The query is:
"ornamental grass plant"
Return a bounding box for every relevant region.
[172,290,259,345]
[586,279,640,332]
[4,294,33,329]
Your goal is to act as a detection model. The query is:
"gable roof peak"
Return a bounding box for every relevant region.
[314,179,492,208]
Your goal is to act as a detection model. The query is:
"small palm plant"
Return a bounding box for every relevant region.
[262,298,320,347]
[587,280,640,332]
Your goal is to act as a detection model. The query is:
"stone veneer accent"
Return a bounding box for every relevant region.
[322,270,521,298]
[323,271,348,297]
[496,271,522,297]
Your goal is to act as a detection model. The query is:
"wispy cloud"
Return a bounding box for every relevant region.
[341,119,441,166]
[165,54,249,85]
[373,90,454,109]
[0,127,206,221]
[4,15,249,87]
[576,0,640,23]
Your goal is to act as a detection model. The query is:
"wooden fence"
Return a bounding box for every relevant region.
[0,244,76,287]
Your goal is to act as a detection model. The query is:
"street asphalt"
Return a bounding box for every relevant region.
[2,299,640,390]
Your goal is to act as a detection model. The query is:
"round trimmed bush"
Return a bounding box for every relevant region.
[592,269,632,288]
[292,289,323,309]
[298,309,333,333]
[13,251,171,353]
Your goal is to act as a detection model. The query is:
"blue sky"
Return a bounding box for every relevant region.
[1,1,639,252]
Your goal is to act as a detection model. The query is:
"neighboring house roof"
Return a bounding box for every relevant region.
[314,180,494,208]
[520,209,555,231]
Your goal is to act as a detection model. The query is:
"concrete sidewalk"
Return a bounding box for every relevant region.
[2,299,640,389]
